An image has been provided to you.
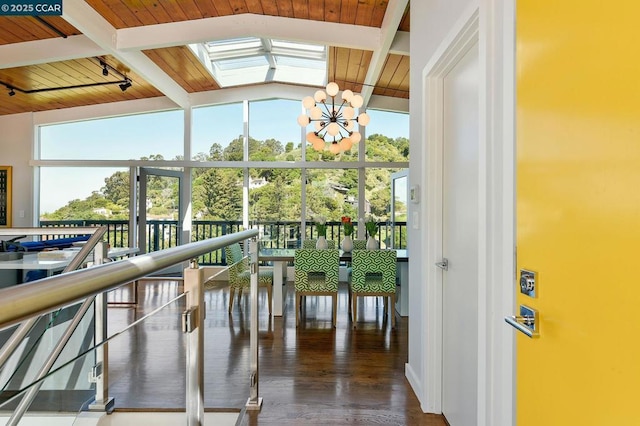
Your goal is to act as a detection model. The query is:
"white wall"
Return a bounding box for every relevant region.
[406,0,475,411]
[0,113,35,227]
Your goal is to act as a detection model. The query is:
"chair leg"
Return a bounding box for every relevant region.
[347,285,352,315]
[267,284,273,315]
[390,294,396,329]
[332,293,337,328]
[228,288,235,313]
[352,293,358,329]
[295,293,300,327]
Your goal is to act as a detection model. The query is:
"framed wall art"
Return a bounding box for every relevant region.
[0,166,12,227]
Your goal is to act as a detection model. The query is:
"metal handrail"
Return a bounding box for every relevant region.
[0,226,107,369]
[0,229,258,330]
[1,227,109,425]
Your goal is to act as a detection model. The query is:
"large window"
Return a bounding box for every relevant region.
[248,99,302,161]
[39,167,129,218]
[40,111,183,161]
[192,103,244,161]
[364,109,409,162]
[249,167,302,248]
[36,99,408,257]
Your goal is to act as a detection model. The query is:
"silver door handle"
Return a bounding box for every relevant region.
[504,305,539,338]
[435,258,448,271]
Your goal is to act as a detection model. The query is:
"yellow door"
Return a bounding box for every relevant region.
[516,1,640,424]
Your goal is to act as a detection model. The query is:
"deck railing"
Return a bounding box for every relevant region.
[40,220,408,264]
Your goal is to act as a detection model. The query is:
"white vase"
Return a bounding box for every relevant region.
[366,236,378,250]
[316,236,328,249]
[341,235,353,252]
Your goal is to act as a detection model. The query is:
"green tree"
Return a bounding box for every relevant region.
[224,136,244,161]
[197,168,242,220]
[102,171,129,206]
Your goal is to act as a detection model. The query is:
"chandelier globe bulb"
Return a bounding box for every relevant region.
[329,142,342,154]
[310,106,323,120]
[326,82,339,97]
[350,94,363,108]
[357,112,370,126]
[342,106,355,120]
[302,96,315,109]
[341,89,354,103]
[297,114,310,127]
[341,137,353,151]
[351,131,362,144]
[314,90,327,103]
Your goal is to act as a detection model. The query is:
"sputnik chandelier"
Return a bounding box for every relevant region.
[297,82,370,154]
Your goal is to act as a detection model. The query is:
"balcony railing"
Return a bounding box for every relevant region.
[40,220,408,264]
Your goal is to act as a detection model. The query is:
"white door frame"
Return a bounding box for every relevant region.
[138,167,184,254]
[420,2,516,425]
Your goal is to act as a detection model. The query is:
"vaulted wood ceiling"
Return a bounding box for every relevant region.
[0,0,410,117]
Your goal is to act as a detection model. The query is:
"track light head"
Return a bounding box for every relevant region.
[119,79,132,92]
[99,60,109,77]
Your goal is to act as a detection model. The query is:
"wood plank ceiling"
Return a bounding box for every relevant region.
[0,0,410,117]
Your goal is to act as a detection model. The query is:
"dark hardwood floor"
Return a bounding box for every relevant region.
[106,279,446,425]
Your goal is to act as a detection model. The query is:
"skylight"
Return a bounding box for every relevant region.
[191,37,327,88]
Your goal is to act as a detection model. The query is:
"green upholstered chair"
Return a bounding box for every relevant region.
[225,242,273,314]
[294,249,340,327]
[350,249,397,328]
[302,239,336,249]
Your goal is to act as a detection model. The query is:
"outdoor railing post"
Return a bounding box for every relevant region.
[89,241,114,412]
[184,259,204,425]
[246,238,263,410]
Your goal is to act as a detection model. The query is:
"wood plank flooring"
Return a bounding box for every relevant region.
[106,279,446,426]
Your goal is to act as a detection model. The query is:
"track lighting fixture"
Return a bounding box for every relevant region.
[119,79,132,92]
[1,57,133,97]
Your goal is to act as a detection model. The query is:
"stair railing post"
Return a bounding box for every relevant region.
[246,238,263,410]
[88,241,114,412]
[184,259,204,425]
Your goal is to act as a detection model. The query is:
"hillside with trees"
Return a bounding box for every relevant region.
[41,134,409,223]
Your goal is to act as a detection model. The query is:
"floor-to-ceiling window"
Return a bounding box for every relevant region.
[36,98,408,260]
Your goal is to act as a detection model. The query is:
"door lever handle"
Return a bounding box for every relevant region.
[504,305,539,338]
[435,258,448,271]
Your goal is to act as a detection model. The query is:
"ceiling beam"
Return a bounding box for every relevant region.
[360,0,410,107]
[61,0,190,108]
[0,35,105,69]
[390,31,410,56]
[115,14,381,52]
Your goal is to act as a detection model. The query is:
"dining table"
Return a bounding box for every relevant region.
[258,248,409,317]
[0,246,139,285]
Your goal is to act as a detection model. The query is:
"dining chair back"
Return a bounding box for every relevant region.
[294,249,339,327]
[224,242,273,314]
[350,249,397,328]
[302,239,336,249]
[352,239,367,250]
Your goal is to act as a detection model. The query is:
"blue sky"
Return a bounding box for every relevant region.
[39,100,409,213]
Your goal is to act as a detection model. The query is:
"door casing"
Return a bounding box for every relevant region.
[411,3,517,425]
